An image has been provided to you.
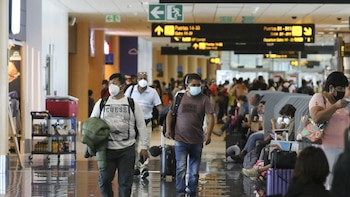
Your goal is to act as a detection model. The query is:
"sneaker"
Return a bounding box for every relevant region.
[242,167,259,178]
[212,130,223,136]
[134,168,140,176]
[141,168,149,179]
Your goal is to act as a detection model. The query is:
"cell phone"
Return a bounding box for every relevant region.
[345,97,350,102]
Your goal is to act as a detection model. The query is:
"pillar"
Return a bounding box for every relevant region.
[168,55,178,80]
[178,55,188,79]
[0,0,9,183]
[68,21,90,122]
[188,56,197,73]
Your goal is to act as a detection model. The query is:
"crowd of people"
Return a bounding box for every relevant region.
[84,71,350,197]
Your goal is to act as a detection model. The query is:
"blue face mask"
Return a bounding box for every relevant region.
[189,86,201,96]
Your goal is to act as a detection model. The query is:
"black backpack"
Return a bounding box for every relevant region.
[99,97,138,138]
[158,92,184,138]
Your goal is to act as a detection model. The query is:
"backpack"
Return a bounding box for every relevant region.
[170,92,184,138]
[99,97,138,138]
[281,83,292,93]
[158,92,184,138]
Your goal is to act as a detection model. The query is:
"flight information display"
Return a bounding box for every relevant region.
[152,23,315,43]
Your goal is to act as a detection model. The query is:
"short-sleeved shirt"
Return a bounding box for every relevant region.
[309,93,350,148]
[173,93,215,144]
[125,85,162,119]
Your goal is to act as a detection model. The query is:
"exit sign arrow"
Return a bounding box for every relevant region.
[151,6,165,19]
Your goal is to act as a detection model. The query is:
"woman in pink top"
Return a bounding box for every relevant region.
[309,71,350,190]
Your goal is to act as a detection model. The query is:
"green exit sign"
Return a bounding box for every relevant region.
[148,4,183,21]
[105,15,121,23]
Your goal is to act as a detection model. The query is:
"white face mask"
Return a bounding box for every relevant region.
[277,117,290,126]
[138,79,148,88]
[108,84,120,96]
[189,86,201,96]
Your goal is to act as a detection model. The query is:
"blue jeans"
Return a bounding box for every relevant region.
[175,141,203,196]
[98,144,135,197]
[242,132,264,152]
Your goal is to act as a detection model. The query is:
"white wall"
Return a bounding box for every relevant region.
[24,0,68,144]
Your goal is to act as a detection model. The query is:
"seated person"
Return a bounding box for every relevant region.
[284,146,330,197]
[229,101,265,161]
[213,95,249,136]
[240,104,296,175]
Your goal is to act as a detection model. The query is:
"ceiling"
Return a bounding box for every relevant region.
[53,0,350,46]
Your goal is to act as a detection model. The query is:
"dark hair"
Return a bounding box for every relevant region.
[291,146,329,185]
[109,73,126,84]
[184,73,201,86]
[324,71,348,92]
[102,79,109,85]
[279,104,296,118]
[88,89,93,96]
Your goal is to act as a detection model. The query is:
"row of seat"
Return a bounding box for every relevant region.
[247,90,311,139]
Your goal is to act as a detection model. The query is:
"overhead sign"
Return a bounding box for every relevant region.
[148,4,183,21]
[152,23,315,43]
[105,15,121,23]
[160,0,348,3]
[189,42,304,51]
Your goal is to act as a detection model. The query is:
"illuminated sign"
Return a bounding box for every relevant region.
[192,42,223,50]
[209,57,221,64]
[152,23,315,43]
[189,43,304,51]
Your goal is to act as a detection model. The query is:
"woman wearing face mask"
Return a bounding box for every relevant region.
[309,71,350,190]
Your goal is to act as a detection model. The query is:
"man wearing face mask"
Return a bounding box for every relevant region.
[124,72,163,179]
[90,73,149,197]
[309,71,350,190]
[165,73,215,197]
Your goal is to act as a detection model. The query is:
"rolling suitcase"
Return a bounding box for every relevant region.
[266,168,293,196]
[160,130,176,180]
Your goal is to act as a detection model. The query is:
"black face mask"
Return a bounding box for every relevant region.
[333,90,345,101]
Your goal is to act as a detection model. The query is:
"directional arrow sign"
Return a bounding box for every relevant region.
[151,5,165,19]
[149,5,166,21]
[148,4,183,21]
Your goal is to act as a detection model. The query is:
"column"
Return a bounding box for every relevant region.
[168,55,178,80]
[178,55,188,78]
[68,21,90,121]
[0,0,9,179]
[188,56,197,73]
[89,30,105,103]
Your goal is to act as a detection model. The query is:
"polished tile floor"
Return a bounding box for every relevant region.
[2,124,258,197]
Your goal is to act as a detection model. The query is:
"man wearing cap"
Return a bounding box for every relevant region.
[125,72,163,179]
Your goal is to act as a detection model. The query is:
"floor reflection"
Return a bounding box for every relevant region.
[4,128,257,197]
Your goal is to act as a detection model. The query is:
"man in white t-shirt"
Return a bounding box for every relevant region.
[125,72,163,179]
[90,73,149,197]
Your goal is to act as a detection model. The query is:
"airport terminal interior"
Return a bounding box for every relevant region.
[5,0,350,197]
